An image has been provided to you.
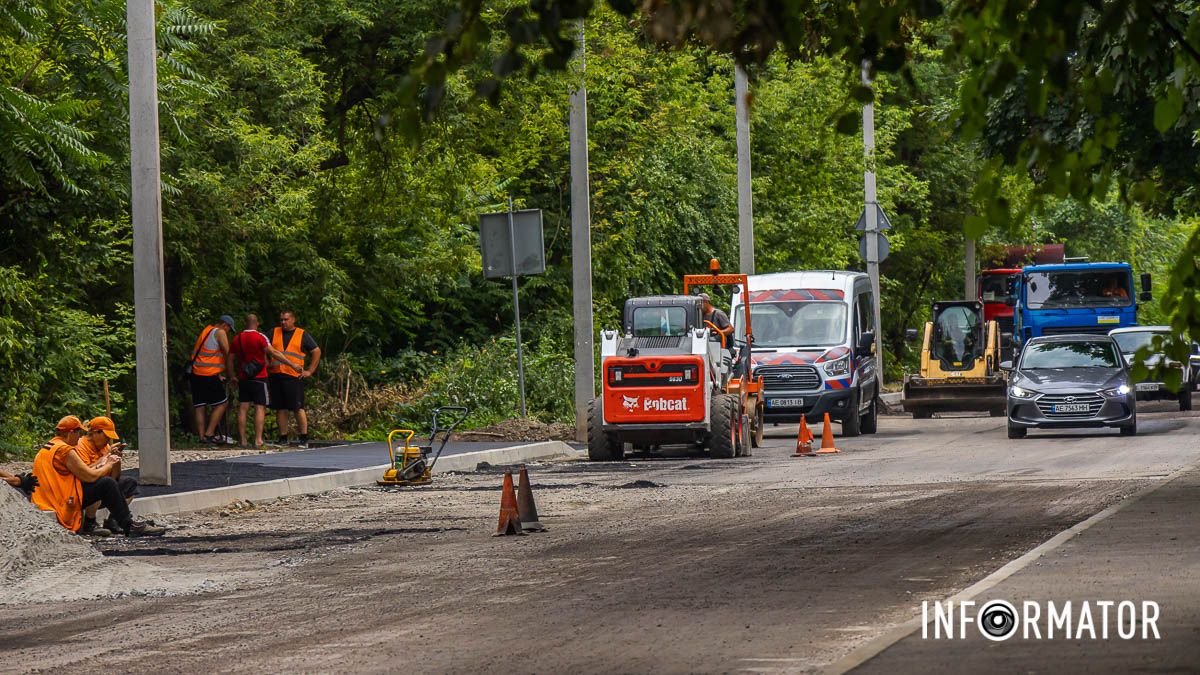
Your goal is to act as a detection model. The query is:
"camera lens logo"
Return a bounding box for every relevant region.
[979,600,1019,641]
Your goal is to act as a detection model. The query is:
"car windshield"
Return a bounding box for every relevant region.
[632,307,687,337]
[931,305,982,364]
[734,301,847,348]
[1020,341,1121,369]
[1025,270,1132,309]
[979,274,1018,303]
[1110,331,1165,355]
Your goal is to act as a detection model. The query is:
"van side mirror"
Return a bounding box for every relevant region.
[856,331,875,356]
[905,328,919,342]
[999,360,1013,371]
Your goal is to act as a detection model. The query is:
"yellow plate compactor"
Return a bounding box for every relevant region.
[378,406,469,486]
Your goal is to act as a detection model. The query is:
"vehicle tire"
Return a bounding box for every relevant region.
[911,408,933,420]
[737,411,751,457]
[709,394,738,459]
[1007,420,1027,439]
[861,395,878,434]
[1120,414,1137,436]
[750,405,764,448]
[842,389,863,437]
[587,400,623,461]
[1179,388,1193,412]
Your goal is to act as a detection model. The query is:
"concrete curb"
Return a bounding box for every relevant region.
[127,440,580,518]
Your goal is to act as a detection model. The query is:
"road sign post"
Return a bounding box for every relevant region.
[861,60,884,384]
[570,20,595,443]
[479,205,545,418]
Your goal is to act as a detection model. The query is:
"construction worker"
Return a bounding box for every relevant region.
[188,314,236,445]
[30,416,164,536]
[269,310,321,448]
[73,417,139,536]
[1,469,37,499]
[699,293,734,343]
[229,313,288,448]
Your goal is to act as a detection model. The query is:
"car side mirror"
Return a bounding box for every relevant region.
[999,360,1013,371]
[856,331,875,356]
[905,328,919,342]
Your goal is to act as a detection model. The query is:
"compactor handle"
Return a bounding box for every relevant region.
[386,429,416,464]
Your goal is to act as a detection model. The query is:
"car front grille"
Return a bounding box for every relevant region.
[756,365,821,391]
[1035,393,1105,418]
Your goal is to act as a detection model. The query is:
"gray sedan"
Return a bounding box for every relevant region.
[1003,335,1136,439]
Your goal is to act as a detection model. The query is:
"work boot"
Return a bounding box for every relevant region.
[103,516,124,535]
[81,518,112,538]
[125,520,167,537]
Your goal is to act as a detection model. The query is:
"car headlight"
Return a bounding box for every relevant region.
[1102,384,1131,397]
[1010,385,1039,399]
[823,355,851,376]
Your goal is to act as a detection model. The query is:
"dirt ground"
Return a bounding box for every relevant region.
[0,453,1146,672]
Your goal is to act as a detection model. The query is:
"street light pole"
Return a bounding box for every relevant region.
[127,0,172,484]
[570,20,595,442]
[735,63,754,275]
[862,60,884,384]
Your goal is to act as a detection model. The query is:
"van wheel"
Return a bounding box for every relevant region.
[709,394,738,459]
[861,395,878,434]
[841,390,862,437]
[587,400,623,461]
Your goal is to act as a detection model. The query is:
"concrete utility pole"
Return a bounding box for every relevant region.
[127,0,171,484]
[862,60,884,384]
[964,237,977,301]
[570,20,595,443]
[734,63,754,275]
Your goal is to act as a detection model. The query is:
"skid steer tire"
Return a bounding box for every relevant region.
[587,400,623,461]
[709,394,738,459]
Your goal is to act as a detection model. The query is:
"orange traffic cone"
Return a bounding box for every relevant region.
[793,417,815,457]
[516,465,545,532]
[494,469,525,536]
[814,413,840,454]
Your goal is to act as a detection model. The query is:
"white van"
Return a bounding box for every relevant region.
[730,271,880,436]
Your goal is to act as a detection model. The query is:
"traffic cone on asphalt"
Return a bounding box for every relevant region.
[494,469,525,536]
[814,413,840,454]
[793,418,815,457]
[516,465,546,532]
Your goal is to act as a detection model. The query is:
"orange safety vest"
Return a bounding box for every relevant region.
[31,439,83,532]
[269,327,306,377]
[74,436,108,466]
[190,325,225,377]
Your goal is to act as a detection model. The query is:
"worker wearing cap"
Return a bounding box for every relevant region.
[30,416,164,536]
[188,314,236,445]
[699,293,733,343]
[74,416,139,536]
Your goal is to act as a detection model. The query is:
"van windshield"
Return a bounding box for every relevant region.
[734,302,847,348]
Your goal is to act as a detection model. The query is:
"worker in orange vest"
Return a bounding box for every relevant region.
[73,416,139,537]
[188,314,235,445]
[30,416,164,536]
[268,310,321,448]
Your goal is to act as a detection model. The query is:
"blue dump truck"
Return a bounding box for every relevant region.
[1015,262,1150,342]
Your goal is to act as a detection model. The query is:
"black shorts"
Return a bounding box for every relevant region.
[269,375,305,411]
[239,378,270,407]
[190,374,228,407]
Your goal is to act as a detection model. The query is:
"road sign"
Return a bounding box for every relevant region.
[859,232,890,262]
[479,209,545,279]
[854,203,892,232]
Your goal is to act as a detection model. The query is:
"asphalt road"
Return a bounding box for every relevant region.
[2,404,1198,673]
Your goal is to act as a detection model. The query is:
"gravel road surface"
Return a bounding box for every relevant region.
[2,404,1197,673]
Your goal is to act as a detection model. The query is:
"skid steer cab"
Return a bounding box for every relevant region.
[902,300,1007,418]
[587,261,764,461]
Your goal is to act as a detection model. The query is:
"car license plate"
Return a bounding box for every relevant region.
[769,398,804,408]
[1136,383,1159,392]
[1053,404,1091,413]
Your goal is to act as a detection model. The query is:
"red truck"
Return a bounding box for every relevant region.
[978,244,1065,337]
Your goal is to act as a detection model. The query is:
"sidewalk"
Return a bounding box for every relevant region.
[850,465,1200,672]
[120,439,578,517]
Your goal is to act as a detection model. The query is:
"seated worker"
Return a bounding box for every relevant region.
[31,416,165,537]
[1,469,37,499]
[74,416,139,536]
[1101,276,1129,300]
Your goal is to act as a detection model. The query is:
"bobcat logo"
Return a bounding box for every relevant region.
[623,395,639,412]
